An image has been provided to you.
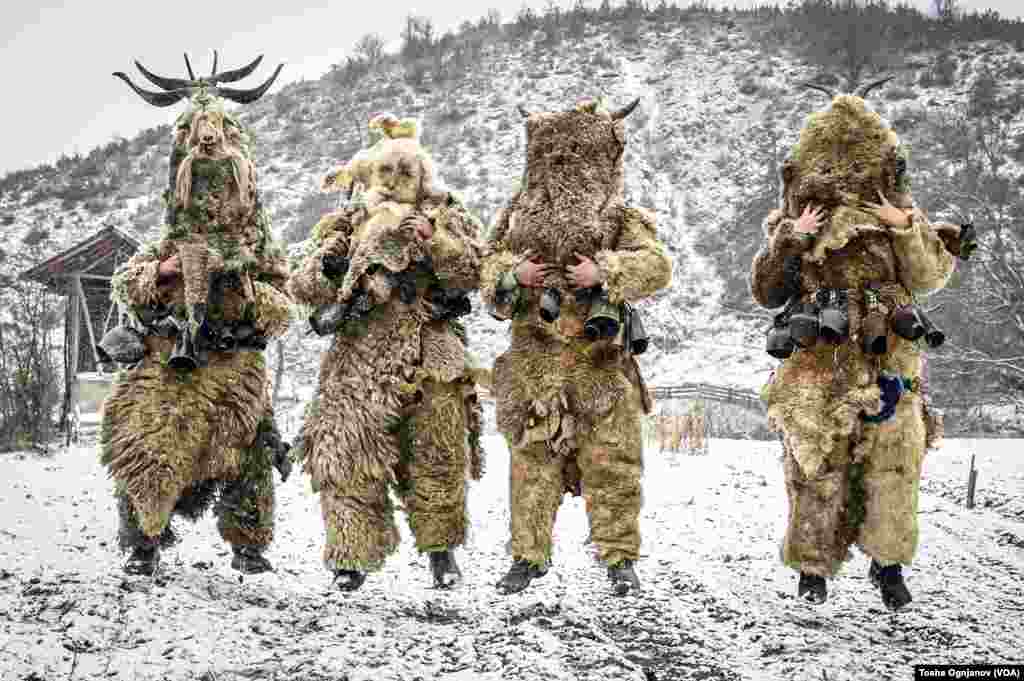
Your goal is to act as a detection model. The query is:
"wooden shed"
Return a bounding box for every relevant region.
[19,226,139,431]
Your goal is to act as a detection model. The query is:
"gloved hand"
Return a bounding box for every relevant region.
[322,254,350,280]
[273,441,293,483]
[863,372,907,423]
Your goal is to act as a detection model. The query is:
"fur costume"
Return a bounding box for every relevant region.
[289,115,485,572]
[481,98,672,568]
[101,76,293,552]
[750,94,955,577]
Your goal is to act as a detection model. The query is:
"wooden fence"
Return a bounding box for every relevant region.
[649,383,764,412]
[476,382,765,412]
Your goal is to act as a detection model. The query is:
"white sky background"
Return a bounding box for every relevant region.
[2,0,1022,177]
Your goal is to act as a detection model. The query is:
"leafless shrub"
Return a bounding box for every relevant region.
[0,281,62,451]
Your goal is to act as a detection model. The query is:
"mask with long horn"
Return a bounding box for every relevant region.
[113,50,284,107]
[501,96,645,274]
[779,73,914,253]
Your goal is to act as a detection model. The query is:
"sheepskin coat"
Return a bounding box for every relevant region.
[750,95,954,575]
[100,114,292,547]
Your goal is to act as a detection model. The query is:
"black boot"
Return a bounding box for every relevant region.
[608,559,641,596]
[797,572,827,604]
[428,550,462,589]
[230,545,273,574]
[869,560,912,611]
[124,543,161,576]
[496,559,547,595]
[333,569,367,592]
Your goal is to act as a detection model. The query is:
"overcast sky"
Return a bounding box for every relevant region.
[2,0,1021,177]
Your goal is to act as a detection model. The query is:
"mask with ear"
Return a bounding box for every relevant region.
[504,96,642,269]
[785,80,910,221]
[322,114,441,206]
[323,114,445,304]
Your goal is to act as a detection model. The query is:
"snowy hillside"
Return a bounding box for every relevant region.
[3,9,1023,400]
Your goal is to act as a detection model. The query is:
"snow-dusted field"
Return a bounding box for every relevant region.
[1,419,1022,681]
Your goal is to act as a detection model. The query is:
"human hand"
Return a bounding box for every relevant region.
[861,188,911,229]
[794,204,825,235]
[402,214,434,241]
[514,254,556,288]
[565,252,602,289]
[157,254,181,281]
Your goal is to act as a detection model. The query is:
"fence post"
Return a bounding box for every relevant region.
[965,454,978,509]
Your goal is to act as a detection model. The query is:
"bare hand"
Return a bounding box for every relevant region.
[794,204,825,235]
[402,214,434,241]
[157,254,181,281]
[565,252,602,289]
[515,255,556,288]
[861,188,911,229]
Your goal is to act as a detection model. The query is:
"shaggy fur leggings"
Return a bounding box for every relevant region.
[508,387,645,569]
[116,470,275,551]
[781,392,927,577]
[318,379,471,572]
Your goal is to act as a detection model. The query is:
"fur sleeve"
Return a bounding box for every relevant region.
[479,198,528,319]
[593,206,672,305]
[248,207,291,294]
[286,211,353,308]
[889,207,956,296]
[110,242,172,309]
[423,195,484,291]
[750,209,813,309]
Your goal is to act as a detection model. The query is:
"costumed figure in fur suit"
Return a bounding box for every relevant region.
[482,97,672,596]
[751,77,975,609]
[99,53,294,576]
[288,114,486,590]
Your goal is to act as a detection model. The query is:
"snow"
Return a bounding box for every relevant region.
[1,420,1022,680]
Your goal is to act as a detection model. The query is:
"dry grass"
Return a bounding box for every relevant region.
[644,398,774,453]
[645,399,709,455]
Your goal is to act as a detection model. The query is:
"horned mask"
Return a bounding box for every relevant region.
[782,75,912,220]
[113,52,283,210]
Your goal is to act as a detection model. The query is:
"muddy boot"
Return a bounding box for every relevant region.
[118,493,161,576]
[496,559,547,595]
[869,560,912,611]
[124,543,161,576]
[608,559,641,596]
[428,550,462,589]
[333,569,367,592]
[231,545,273,574]
[797,572,827,604]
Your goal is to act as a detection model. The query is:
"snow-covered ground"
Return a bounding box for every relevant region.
[1,420,1022,681]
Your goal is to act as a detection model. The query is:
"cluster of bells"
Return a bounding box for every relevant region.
[536,285,648,354]
[766,291,945,360]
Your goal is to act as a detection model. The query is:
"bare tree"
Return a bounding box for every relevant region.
[914,102,1024,406]
[354,33,385,65]
[401,14,436,61]
[931,0,960,20]
[792,0,902,91]
[0,281,62,451]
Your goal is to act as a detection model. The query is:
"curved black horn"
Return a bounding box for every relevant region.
[184,53,195,80]
[209,55,264,85]
[213,63,283,104]
[113,72,192,107]
[516,104,530,119]
[857,76,894,98]
[134,60,194,91]
[210,49,218,78]
[612,97,641,120]
[800,82,836,98]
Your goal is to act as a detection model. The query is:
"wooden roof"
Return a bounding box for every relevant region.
[20,225,140,292]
